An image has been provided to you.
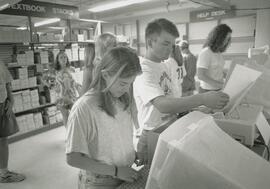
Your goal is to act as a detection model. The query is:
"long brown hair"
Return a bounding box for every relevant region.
[203,24,232,53]
[90,47,141,117]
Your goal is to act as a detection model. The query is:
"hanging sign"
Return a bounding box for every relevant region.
[0,0,79,19]
[190,7,235,22]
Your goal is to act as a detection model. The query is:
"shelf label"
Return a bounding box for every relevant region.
[0,0,79,19]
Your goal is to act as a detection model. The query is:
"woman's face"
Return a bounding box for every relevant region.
[104,74,136,98]
[220,32,232,52]
[58,53,68,68]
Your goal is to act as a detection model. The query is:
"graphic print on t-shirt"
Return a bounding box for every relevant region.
[159,71,172,96]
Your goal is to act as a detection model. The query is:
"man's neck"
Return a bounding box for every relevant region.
[145,52,162,63]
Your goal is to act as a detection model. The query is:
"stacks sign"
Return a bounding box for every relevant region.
[0,0,79,19]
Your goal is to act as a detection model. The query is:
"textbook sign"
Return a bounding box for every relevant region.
[190,8,235,22]
[0,0,79,19]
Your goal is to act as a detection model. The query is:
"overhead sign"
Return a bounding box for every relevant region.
[190,7,235,22]
[0,0,79,19]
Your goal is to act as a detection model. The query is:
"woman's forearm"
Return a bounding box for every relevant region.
[66,152,115,176]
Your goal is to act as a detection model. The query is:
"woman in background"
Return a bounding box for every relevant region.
[55,51,80,127]
[197,24,232,93]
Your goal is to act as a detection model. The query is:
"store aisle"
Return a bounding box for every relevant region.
[0,127,78,189]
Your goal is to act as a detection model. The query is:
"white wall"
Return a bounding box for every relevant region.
[255,9,270,48]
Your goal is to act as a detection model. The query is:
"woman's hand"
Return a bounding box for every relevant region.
[117,166,139,182]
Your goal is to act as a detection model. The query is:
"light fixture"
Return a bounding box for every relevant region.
[34,18,61,27]
[88,0,152,12]
[16,18,61,30]
[17,26,27,30]
[0,3,9,11]
[79,18,106,23]
[48,26,65,30]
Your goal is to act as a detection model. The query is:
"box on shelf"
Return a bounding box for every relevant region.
[25,114,36,131]
[16,115,27,133]
[13,92,23,112]
[20,78,29,89]
[11,79,21,90]
[28,77,37,87]
[49,115,57,124]
[17,54,26,65]
[56,111,63,122]
[18,68,28,79]
[34,113,43,128]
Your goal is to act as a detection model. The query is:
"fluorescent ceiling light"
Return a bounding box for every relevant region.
[17,18,60,30]
[88,0,152,12]
[48,26,65,30]
[79,18,106,23]
[17,26,27,30]
[34,18,60,27]
[0,3,9,11]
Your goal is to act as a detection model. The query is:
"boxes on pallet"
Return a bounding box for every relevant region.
[28,77,37,87]
[34,113,43,128]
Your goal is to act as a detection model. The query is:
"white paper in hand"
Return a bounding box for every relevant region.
[223,64,262,112]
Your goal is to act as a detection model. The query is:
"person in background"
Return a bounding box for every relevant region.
[54,51,80,127]
[81,33,117,95]
[0,62,25,183]
[197,24,232,93]
[66,47,142,189]
[133,18,230,165]
[179,40,197,96]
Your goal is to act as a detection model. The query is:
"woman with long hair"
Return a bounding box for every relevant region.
[197,24,232,93]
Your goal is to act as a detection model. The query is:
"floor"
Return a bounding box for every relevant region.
[0,126,78,189]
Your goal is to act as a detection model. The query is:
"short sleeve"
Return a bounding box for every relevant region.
[65,103,95,157]
[197,48,211,69]
[133,68,164,105]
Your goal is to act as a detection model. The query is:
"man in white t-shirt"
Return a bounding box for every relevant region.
[133,18,230,165]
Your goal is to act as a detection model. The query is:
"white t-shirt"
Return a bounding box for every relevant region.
[133,57,178,130]
[0,62,12,103]
[163,57,187,97]
[197,47,225,90]
[66,91,135,169]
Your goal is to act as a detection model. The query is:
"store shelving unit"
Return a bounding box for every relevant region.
[8,121,63,143]
[14,103,56,115]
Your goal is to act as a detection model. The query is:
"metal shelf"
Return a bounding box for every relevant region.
[8,122,63,143]
[12,85,40,92]
[14,103,56,115]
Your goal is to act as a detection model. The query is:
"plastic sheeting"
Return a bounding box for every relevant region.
[146,112,270,189]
